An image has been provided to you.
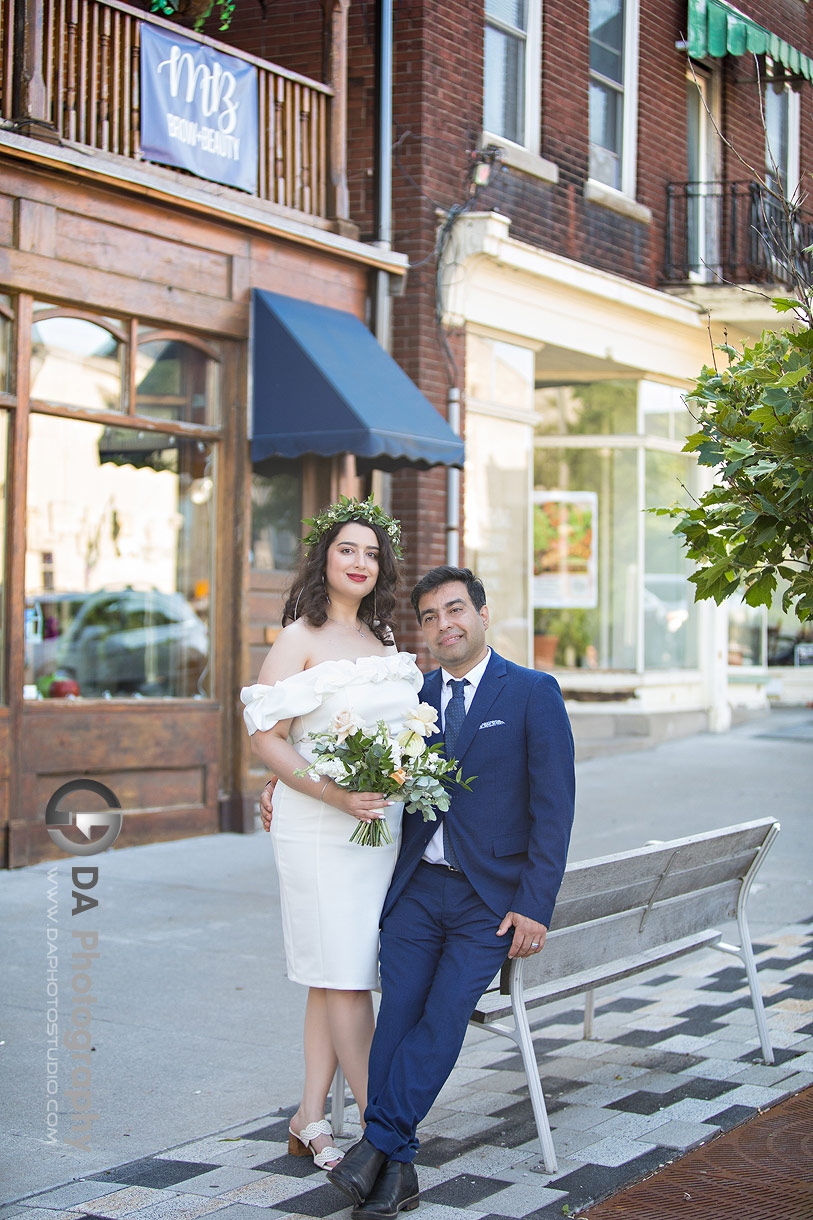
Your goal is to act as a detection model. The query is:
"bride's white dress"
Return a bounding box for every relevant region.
[241,652,423,989]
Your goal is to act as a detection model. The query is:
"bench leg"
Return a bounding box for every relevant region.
[714,825,777,1066]
[510,960,559,1174]
[716,911,774,1066]
[329,1065,347,1136]
[583,988,595,1040]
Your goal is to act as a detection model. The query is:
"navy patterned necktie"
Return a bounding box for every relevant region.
[443,679,468,869]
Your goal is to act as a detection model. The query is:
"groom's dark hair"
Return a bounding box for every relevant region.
[411,566,487,622]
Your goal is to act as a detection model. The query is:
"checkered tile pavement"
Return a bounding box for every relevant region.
[6,918,812,1220]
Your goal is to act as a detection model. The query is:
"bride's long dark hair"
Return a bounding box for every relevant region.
[282,517,400,645]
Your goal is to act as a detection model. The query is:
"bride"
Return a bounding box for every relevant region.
[241,498,422,1171]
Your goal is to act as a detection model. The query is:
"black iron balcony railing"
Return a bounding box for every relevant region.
[664,180,813,288]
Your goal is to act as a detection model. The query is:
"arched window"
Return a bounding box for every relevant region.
[30,307,126,412]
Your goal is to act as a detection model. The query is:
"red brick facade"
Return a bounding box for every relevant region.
[222,0,812,657]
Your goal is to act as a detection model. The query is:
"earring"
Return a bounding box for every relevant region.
[293,589,302,620]
[373,588,377,622]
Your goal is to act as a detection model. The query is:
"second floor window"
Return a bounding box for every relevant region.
[764,79,799,200]
[484,0,539,149]
[589,0,639,194]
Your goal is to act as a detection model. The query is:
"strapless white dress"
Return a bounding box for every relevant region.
[241,653,423,989]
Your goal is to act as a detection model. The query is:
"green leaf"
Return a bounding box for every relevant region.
[762,387,791,410]
[775,365,809,388]
[771,297,802,313]
[744,569,777,608]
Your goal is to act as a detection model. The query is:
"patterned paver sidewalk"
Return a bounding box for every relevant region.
[6,918,812,1220]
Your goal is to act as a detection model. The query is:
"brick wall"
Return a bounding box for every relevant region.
[219,0,813,640]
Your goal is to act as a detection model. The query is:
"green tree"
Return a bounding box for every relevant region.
[653,297,813,621]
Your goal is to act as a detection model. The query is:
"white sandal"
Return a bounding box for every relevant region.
[288,1119,344,1170]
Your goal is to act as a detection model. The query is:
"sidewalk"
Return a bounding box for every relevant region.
[2,707,812,1215]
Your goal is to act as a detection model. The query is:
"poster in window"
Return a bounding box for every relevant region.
[533,491,598,608]
[140,23,258,193]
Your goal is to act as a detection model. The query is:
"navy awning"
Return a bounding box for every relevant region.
[250,290,464,472]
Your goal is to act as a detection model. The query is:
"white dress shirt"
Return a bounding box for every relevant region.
[422,648,492,867]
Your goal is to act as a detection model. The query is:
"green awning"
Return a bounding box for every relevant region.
[688,0,813,83]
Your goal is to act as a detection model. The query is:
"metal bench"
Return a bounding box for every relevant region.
[470,817,780,1172]
[330,817,779,1175]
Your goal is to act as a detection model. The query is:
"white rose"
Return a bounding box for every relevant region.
[402,702,439,738]
[398,728,427,759]
[329,708,367,743]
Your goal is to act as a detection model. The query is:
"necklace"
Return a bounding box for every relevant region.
[327,616,366,639]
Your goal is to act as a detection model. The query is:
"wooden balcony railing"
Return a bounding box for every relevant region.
[2,0,339,222]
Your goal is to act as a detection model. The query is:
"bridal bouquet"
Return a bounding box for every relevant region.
[296,704,474,846]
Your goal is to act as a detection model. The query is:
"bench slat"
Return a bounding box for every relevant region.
[497,881,739,994]
[472,929,722,1021]
[550,850,760,928]
[550,825,774,928]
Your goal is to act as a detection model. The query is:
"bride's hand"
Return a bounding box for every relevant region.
[326,785,389,823]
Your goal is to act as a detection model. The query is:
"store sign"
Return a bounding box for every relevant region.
[140,23,258,193]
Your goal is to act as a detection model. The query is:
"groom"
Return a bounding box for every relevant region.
[326,566,575,1219]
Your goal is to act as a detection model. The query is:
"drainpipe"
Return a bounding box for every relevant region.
[372,0,393,343]
[370,0,393,511]
[446,388,461,566]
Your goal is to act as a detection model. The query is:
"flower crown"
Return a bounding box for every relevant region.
[302,495,403,558]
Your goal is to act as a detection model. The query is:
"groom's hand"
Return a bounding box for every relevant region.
[497,912,548,958]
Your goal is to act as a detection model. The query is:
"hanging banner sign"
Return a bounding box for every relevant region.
[140,23,258,193]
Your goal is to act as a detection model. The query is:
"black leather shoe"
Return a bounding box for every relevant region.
[350,1159,419,1220]
[327,1137,386,1206]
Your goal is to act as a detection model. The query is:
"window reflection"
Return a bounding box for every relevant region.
[31,311,123,412]
[465,412,531,666]
[767,580,812,667]
[535,380,637,436]
[135,338,219,426]
[644,449,699,669]
[534,442,637,670]
[0,413,7,701]
[251,462,302,571]
[729,602,765,668]
[0,295,11,392]
[24,414,213,698]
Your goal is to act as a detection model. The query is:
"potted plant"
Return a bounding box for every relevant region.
[534,608,596,669]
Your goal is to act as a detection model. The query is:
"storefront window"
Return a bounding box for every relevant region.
[767,581,812,667]
[135,336,220,426]
[535,379,638,436]
[644,448,699,669]
[534,440,638,669]
[31,308,124,412]
[0,295,11,391]
[465,335,534,666]
[465,411,531,665]
[533,378,699,673]
[0,412,7,702]
[729,602,765,668]
[24,414,213,699]
[251,461,302,571]
[639,378,688,440]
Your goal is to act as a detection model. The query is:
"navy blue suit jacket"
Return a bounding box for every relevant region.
[383,650,575,928]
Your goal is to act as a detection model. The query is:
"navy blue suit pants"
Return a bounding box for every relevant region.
[364,862,510,1162]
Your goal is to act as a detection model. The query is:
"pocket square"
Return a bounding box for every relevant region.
[479,719,506,729]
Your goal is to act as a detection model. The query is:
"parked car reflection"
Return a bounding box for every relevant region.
[54,588,209,697]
